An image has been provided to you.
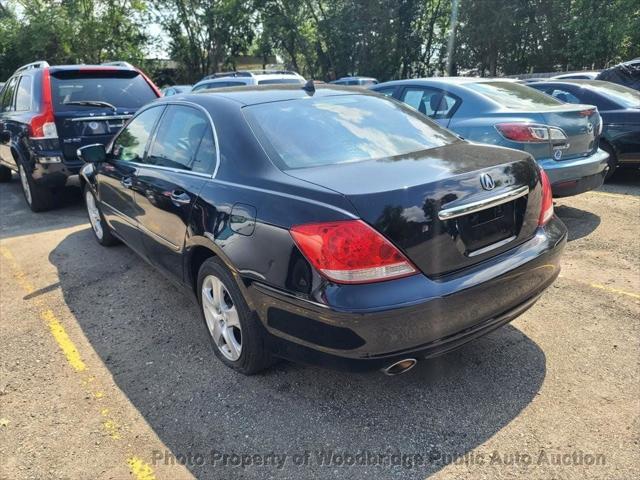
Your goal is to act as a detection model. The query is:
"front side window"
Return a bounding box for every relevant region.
[401,87,459,119]
[112,106,164,162]
[146,105,214,173]
[15,76,33,111]
[244,94,458,169]
[466,81,562,109]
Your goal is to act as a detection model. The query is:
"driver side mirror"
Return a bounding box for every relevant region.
[78,144,107,163]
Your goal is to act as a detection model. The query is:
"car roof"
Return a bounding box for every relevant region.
[171,84,374,106]
[376,77,520,87]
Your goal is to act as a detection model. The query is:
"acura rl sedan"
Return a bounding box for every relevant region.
[78,84,567,375]
[371,78,610,197]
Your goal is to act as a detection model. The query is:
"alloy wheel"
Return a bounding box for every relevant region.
[201,274,242,361]
[85,190,103,240]
[19,165,32,205]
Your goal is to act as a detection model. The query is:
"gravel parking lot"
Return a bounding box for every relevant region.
[1,171,638,480]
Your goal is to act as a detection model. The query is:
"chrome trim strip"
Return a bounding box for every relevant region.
[71,115,132,122]
[468,235,517,257]
[438,185,530,221]
[127,161,212,179]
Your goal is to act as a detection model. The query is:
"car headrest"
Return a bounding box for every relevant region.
[430,93,447,113]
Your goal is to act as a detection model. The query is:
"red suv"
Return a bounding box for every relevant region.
[0,61,160,211]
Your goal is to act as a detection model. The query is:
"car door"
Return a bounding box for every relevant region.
[97,105,165,255]
[134,103,216,280]
[0,76,19,169]
[397,86,460,128]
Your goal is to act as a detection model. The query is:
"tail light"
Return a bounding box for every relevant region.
[29,68,58,139]
[495,123,567,143]
[290,220,417,284]
[579,108,596,117]
[538,169,554,225]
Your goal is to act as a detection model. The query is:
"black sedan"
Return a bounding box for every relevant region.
[78,85,567,375]
[530,80,640,178]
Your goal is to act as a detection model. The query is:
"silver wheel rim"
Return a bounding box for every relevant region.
[201,274,242,361]
[85,190,104,240]
[19,165,32,205]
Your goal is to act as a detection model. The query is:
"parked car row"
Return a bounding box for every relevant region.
[0,59,634,376]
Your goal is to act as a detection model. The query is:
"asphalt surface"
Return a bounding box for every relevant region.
[0,170,638,480]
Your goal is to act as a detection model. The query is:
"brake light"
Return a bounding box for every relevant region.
[495,123,567,143]
[290,220,417,284]
[579,108,595,117]
[538,169,554,225]
[29,68,58,139]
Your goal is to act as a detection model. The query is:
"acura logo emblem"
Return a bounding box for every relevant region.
[480,173,495,190]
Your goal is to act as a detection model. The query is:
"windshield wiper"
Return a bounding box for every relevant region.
[63,100,117,110]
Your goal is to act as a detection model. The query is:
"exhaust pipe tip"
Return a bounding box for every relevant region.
[381,358,417,376]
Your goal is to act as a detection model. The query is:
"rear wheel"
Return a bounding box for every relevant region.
[198,257,273,375]
[601,143,617,181]
[0,165,12,182]
[84,185,119,246]
[18,163,53,212]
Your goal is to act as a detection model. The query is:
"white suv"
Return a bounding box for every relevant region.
[192,70,305,91]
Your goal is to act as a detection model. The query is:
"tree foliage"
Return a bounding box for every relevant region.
[0,0,638,83]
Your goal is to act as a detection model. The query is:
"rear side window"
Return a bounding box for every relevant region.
[50,70,157,111]
[401,87,459,119]
[244,94,458,169]
[112,106,164,162]
[466,81,562,109]
[15,76,33,111]
[1,77,18,112]
[547,88,581,104]
[146,105,214,173]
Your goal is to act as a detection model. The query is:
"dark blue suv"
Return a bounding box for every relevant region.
[0,61,160,211]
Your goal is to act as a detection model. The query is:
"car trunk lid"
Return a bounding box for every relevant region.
[287,142,544,277]
[538,105,600,160]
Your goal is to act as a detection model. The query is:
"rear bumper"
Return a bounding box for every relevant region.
[538,148,609,197]
[246,217,567,371]
[30,157,83,188]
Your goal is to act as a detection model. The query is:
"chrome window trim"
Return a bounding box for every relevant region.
[438,185,530,221]
[118,100,220,179]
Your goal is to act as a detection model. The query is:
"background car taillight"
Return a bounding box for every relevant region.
[495,123,567,143]
[28,68,58,139]
[290,219,417,284]
[538,168,554,225]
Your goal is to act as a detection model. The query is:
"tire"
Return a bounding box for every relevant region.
[18,163,54,212]
[0,165,12,183]
[197,257,273,374]
[601,143,617,181]
[84,184,119,246]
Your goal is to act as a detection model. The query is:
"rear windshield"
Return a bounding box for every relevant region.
[590,82,640,108]
[244,94,457,169]
[257,78,303,85]
[51,70,157,111]
[466,81,562,109]
[192,81,246,91]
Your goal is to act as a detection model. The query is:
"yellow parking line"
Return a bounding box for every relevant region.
[1,244,157,479]
[127,457,157,480]
[40,309,87,372]
[591,283,640,300]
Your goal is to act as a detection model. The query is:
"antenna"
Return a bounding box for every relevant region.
[302,79,315,95]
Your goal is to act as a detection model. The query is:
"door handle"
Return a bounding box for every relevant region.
[121,176,133,188]
[170,190,191,205]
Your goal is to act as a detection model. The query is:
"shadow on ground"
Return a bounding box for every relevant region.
[554,204,601,242]
[601,167,640,196]
[49,228,546,479]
